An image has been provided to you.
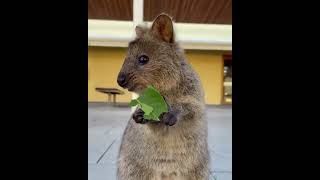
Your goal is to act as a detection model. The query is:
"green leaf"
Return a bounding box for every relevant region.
[129,85,168,121]
[138,101,153,115]
[129,99,139,107]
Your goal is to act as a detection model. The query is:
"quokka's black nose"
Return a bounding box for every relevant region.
[117,73,126,87]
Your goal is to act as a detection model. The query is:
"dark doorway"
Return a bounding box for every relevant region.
[223,54,232,104]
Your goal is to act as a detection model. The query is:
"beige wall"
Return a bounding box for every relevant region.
[88,47,132,102]
[186,50,224,104]
[88,47,224,104]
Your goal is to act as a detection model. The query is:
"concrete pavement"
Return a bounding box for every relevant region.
[88,103,232,180]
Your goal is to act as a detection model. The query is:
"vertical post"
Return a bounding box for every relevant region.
[108,94,111,102]
[113,94,116,106]
[133,0,144,26]
[131,0,144,113]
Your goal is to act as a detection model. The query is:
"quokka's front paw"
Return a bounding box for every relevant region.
[132,109,148,124]
[161,111,178,126]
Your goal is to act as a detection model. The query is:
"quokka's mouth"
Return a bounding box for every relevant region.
[127,84,137,92]
[127,84,144,93]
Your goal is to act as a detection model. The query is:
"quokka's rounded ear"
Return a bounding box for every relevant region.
[151,14,174,43]
[135,26,144,37]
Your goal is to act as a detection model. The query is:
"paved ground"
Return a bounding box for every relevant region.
[88,103,232,180]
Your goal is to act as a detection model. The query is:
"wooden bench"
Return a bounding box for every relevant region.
[95,88,124,105]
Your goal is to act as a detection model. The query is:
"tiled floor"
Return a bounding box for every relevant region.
[88,103,232,180]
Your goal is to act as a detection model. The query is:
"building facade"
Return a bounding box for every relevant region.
[88,0,232,105]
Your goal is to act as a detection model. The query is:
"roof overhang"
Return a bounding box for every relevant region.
[88,20,232,51]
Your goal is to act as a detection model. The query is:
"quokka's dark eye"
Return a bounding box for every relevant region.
[138,55,149,65]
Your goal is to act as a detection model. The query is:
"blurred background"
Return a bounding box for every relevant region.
[88,1,232,180]
[88,0,232,105]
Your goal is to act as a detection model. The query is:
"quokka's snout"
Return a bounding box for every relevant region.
[117,72,127,88]
[117,71,141,92]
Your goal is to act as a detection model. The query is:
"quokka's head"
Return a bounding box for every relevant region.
[117,14,183,94]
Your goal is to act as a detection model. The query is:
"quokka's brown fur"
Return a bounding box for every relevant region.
[117,13,209,180]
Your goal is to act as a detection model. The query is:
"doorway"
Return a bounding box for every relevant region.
[223,54,232,104]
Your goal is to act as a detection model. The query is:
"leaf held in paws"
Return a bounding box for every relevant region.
[129,86,168,121]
